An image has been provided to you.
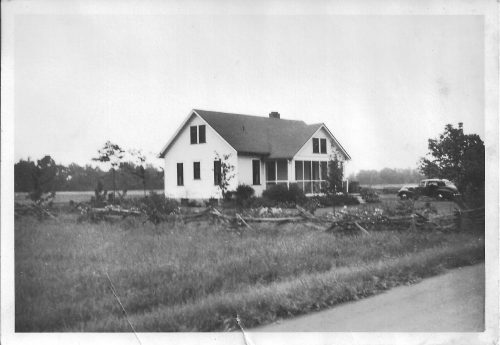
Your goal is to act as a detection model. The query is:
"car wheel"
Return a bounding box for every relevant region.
[437,192,445,200]
[400,193,408,200]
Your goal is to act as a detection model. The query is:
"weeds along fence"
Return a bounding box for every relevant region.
[68,202,485,235]
[15,196,485,235]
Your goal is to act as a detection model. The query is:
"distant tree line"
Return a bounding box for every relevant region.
[348,168,425,185]
[14,157,164,193]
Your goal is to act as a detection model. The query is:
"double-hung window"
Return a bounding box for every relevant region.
[199,125,206,143]
[177,163,184,186]
[312,138,319,153]
[190,126,198,144]
[252,160,260,185]
[320,138,327,153]
[214,160,222,185]
[193,162,200,180]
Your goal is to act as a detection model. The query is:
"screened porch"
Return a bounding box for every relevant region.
[264,159,333,195]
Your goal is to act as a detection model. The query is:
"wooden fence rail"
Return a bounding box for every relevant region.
[17,202,485,234]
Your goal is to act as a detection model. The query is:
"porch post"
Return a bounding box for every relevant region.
[287,159,291,188]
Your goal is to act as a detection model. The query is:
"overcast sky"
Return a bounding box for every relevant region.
[14,14,484,174]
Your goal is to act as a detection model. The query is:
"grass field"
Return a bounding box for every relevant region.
[15,200,484,332]
[14,190,163,205]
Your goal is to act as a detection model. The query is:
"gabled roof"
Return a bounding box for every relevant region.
[159,109,350,160]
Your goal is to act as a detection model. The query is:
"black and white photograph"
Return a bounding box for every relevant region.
[1,1,498,345]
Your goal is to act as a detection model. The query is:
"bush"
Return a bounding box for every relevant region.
[262,184,305,204]
[312,194,360,207]
[348,181,360,193]
[140,192,180,224]
[205,197,219,207]
[383,199,415,216]
[248,197,295,209]
[235,184,255,207]
[360,188,380,203]
[187,199,201,207]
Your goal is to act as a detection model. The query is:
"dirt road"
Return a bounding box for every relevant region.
[252,263,484,332]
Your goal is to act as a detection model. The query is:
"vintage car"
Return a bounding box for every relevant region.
[397,179,460,200]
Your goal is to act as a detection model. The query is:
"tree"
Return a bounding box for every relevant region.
[14,158,36,192]
[126,149,148,196]
[325,156,344,195]
[213,152,235,200]
[30,155,59,201]
[419,123,484,205]
[92,141,125,202]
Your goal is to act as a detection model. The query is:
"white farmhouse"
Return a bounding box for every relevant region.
[159,109,350,199]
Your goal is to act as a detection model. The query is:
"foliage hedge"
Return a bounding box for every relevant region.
[262,184,306,204]
[235,184,255,207]
[311,194,360,207]
[360,187,380,203]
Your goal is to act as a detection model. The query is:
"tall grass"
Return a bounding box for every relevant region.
[15,214,484,331]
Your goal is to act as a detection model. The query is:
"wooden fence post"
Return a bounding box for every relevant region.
[454,209,462,231]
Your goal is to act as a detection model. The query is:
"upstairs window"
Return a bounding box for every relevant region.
[199,125,206,143]
[193,162,200,180]
[320,138,327,153]
[313,137,327,154]
[252,159,260,185]
[177,163,184,186]
[190,126,197,144]
[312,138,319,153]
[214,160,222,185]
[190,125,206,144]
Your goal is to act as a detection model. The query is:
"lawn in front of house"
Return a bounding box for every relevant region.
[15,198,483,332]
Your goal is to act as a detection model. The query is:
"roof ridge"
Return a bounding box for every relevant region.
[194,109,307,124]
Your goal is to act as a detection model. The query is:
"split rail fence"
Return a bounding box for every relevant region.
[16,201,485,235]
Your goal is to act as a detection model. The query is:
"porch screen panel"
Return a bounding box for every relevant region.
[320,161,328,191]
[295,161,303,180]
[276,160,288,180]
[312,161,320,180]
[304,161,311,180]
[294,160,329,194]
[320,161,328,180]
[313,181,321,193]
[266,161,276,182]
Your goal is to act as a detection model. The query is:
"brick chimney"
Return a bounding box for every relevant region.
[269,111,280,119]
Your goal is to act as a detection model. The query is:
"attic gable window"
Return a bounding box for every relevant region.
[199,125,206,143]
[313,138,327,154]
[190,126,197,144]
[312,138,319,153]
[320,138,327,154]
[190,125,206,144]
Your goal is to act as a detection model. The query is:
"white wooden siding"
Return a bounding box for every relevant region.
[237,155,265,197]
[164,114,237,199]
[292,127,347,187]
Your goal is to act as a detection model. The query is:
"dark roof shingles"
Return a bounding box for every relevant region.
[194,109,321,159]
